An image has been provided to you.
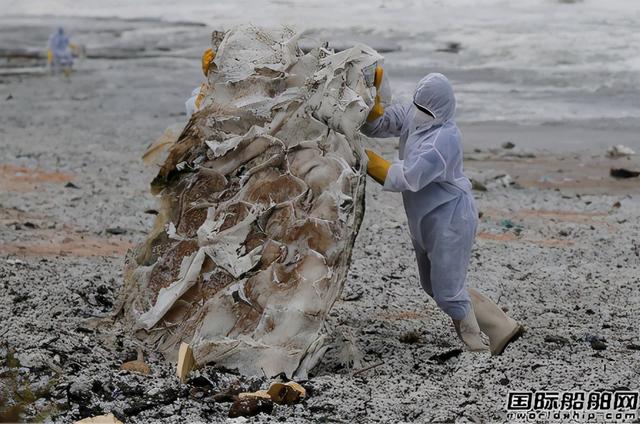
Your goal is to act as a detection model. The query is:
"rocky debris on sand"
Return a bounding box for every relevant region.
[610,168,640,179]
[228,396,273,418]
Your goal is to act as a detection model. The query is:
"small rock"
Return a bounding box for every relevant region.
[65,181,80,189]
[429,349,463,363]
[500,219,514,229]
[471,178,487,192]
[106,227,126,235]
[590,340,607,351]
[189,387,207,399]
[610,168,640,179]
[213,383,245,403]
[228,397,273,418]
[188,375,214,388]
[213,391,239,403]
[501,141,515,149]
[399,330,422,344]
[341,287,363,302]
[94,293,113,309]
[544,335,569,345]
[585,334,606,343]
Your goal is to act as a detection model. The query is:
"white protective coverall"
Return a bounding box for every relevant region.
[48,28,74,70]
[362,73,476,321]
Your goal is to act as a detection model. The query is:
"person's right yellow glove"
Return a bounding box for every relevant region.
[201,48,215,76]
[365,149,391,185]
[366,65,385,122]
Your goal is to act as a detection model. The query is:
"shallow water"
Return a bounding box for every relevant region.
[6,0,640,126]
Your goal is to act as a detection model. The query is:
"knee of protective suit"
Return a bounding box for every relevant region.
[432,294,470,321]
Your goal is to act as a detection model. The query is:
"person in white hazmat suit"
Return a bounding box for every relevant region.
[362,71,523,355]
[47,28,74,75]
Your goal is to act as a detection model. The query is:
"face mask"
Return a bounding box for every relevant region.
[410,105,435,132]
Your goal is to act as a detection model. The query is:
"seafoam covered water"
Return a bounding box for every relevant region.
[6,0,640,125]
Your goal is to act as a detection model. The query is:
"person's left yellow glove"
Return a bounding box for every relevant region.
[365,149,391,185]
[201,48,215,76]
[367,65,385,122]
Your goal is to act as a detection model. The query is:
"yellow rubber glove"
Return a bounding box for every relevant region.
[365,149,391,185]
[366,65,385,122]
[47,49,53,65]
[201,48,215,76]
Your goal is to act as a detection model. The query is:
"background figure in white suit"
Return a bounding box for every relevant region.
[47,27,74,75]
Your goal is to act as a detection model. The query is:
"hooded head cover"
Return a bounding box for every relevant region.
[412,73,456,125]
[50,27,70,52]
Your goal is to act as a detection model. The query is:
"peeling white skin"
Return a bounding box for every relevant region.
[197,206,263,278]
[137,249,206,330]
[120,25,382,377]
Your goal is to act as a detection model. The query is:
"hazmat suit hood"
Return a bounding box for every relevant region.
[412,73,456,127]
[50,27,69,51]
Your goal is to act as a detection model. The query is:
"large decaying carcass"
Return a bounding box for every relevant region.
[117,25,383,378]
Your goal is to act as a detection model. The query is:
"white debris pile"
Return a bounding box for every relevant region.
[116,25,383,378]
[606,144,635,158]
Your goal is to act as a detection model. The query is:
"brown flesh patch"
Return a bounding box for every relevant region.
[147,240,199,304]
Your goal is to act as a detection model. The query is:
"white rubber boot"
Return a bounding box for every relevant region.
[453,306,488,351]
[469,288,524,355]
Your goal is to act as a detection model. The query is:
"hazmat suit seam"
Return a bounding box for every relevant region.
[430,128,448,177]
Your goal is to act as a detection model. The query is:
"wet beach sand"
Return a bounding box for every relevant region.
[1,16,639,423]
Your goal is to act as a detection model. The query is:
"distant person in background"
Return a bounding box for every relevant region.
[47,27,74,76]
